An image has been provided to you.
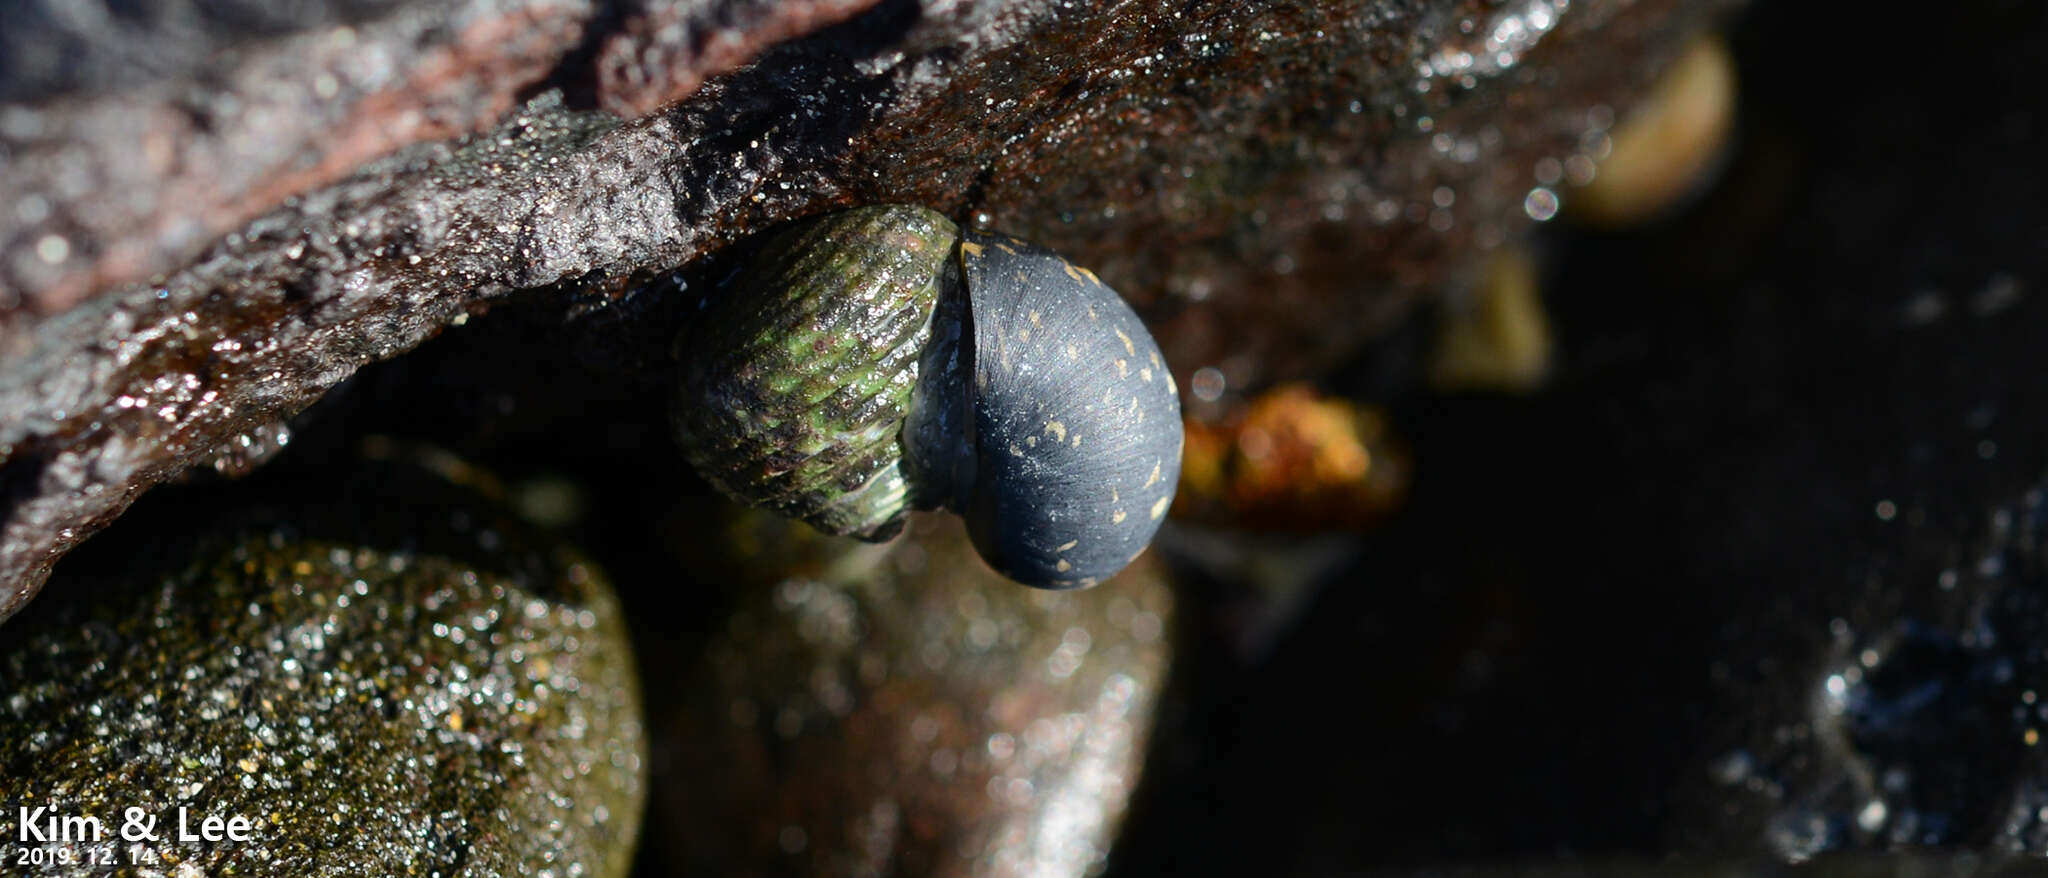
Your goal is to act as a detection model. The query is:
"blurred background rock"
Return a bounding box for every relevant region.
[1115,3,2048,874]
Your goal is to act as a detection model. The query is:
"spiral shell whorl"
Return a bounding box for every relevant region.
[957,231,1185,589]
[674,205,956,540]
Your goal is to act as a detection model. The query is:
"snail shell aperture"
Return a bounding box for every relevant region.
[673,205,1183,590]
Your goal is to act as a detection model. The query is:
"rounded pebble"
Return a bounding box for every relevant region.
[0,451,646,877]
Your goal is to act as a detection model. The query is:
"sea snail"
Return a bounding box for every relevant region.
[673,205,1183,590]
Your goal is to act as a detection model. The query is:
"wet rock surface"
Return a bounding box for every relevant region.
[0,0,1732,622]
[0,450,646,877]
[0,0,888,320]
[654,513,1173,876]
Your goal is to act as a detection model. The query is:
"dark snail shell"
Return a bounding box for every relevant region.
[948,232,1182,589]
[673,206,1183,590]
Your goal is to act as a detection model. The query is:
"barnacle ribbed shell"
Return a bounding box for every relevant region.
[673,205,956,540]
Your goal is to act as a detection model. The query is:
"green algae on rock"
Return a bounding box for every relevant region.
[656,513,1174,876]
[0,451,646,877]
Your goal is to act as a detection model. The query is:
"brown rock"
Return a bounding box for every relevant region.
[656,514,1174,876]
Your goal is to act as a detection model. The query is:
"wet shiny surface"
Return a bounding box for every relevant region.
[0,452,646,877]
